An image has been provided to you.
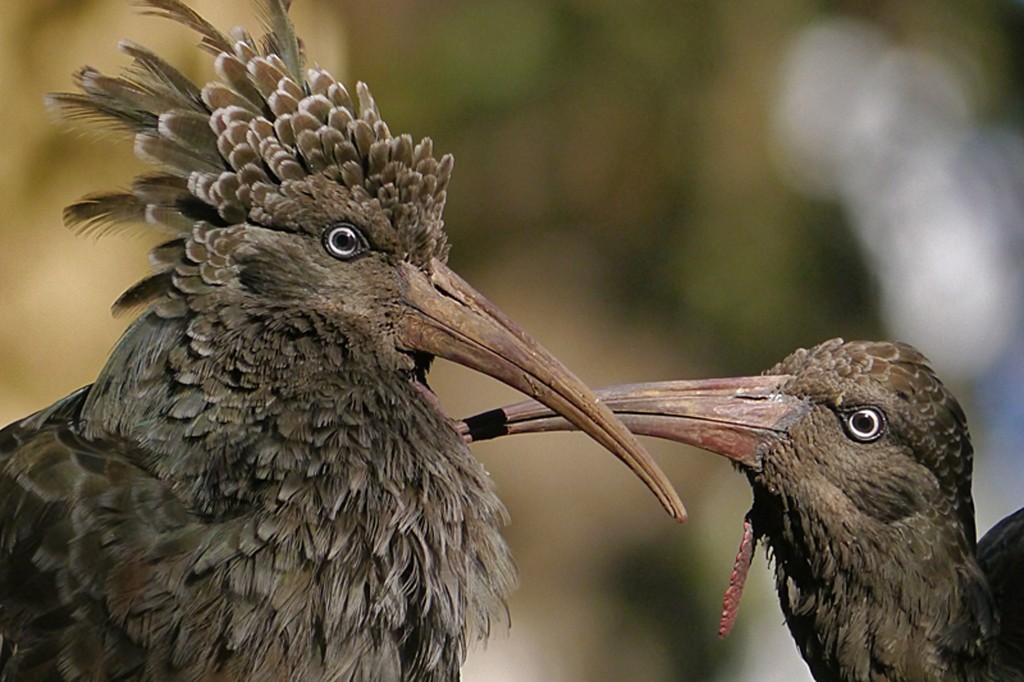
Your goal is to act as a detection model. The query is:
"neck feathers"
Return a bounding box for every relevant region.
[751,483,998,681]
[78,309,516,678]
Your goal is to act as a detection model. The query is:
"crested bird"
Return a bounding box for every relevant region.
[0,1,686,680]
[460,338,1024,680]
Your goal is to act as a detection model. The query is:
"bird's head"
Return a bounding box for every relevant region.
[50,0,685,520]
[762,338,975,542]
[463,337,976,543]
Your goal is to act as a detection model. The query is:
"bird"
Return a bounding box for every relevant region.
[459,337,1024,680]
[0,1,687,680]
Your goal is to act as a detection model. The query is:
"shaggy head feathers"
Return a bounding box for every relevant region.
[50,0,452,314]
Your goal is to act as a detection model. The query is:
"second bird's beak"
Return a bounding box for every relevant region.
[399,259,686,521]
[455,374,809,470]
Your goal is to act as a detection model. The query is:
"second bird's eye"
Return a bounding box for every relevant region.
[323,223,367,260]
[842,407,885,443]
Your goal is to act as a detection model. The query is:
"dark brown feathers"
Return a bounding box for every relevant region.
[743,340,1019,680]
[4,3,520,679]
[50,0,454,306]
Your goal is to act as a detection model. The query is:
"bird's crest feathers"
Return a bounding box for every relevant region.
[49,0,452,315]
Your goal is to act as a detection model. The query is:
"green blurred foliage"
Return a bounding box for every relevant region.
[342,0,889,375]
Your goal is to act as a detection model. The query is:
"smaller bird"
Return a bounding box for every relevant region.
[459,338,1024,681]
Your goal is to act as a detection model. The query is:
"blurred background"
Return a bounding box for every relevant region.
[2,0,1024,679]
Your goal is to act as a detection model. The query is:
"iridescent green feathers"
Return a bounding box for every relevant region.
[50,0,453,314]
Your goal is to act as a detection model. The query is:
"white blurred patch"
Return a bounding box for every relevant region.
[772,17,1024,379]
[463,626,561,682]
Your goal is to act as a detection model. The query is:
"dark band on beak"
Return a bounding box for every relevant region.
[462,408,511,441]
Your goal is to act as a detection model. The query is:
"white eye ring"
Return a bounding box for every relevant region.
[323,223,366,260]
[843,407,885,442]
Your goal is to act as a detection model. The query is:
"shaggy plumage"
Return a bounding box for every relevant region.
[0,2,681,679]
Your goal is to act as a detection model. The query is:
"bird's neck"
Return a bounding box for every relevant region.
[84,312,403,500]
[750,484,999,681]
[82,308,506,517]
[79,310,516,674]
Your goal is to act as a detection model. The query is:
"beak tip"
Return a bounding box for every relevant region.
[668,498,688,523]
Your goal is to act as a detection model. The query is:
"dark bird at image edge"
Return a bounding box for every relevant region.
[0,1,686,679]
[462,338,1024,681]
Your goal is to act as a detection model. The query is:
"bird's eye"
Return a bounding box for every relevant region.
[841,407,885,443]
[322,223,367,260]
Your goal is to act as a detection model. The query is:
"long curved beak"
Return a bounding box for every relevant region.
[455,374,808,470]
[399,259,686,521]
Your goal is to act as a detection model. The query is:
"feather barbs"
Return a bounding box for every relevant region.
[54,0,453,272]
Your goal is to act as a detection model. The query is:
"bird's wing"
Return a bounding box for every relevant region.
[976,506,1024,664]
[0,388,203,680]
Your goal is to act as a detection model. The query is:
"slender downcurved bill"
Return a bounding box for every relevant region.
[399,259,686,521]
[455,375,809,470]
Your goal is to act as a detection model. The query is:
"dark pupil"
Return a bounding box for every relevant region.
[852,411,876,434]
[329,227,366,256]
[332,229,358,254]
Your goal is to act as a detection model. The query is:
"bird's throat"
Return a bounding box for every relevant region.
[749,483,997,680]
[79,311,517,665]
